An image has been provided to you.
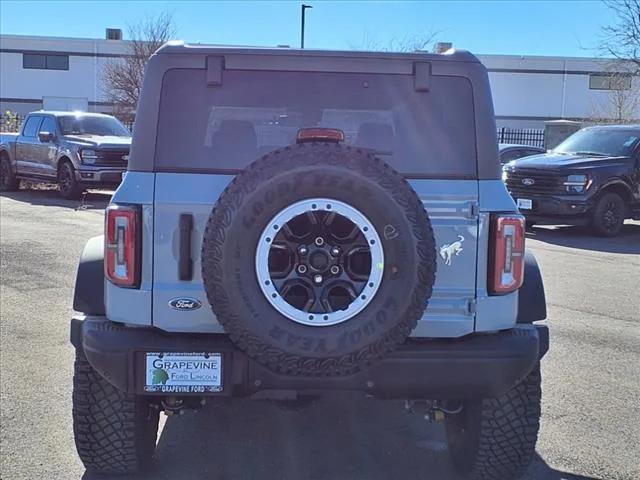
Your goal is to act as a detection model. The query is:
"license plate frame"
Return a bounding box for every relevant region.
[144,352,223,393]
[517,198,533,210]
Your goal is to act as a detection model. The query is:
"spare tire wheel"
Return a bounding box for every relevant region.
[202,143,437,376]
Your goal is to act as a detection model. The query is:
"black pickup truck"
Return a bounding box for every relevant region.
[0,111,131,199]
[503,124,640,236]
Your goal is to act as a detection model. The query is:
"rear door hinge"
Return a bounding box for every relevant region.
[466,299,477,315]
[465,201,479,219]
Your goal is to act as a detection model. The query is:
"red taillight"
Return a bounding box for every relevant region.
[105,204,140,288]
[489,214,525,295]
[296,128,345,143]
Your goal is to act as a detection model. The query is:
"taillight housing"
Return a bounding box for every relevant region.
[489,214,525,295]
[105,204,140,288]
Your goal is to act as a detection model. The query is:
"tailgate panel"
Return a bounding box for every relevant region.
[152,174,479,337]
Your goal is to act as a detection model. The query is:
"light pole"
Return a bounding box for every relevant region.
[301,4,312,49]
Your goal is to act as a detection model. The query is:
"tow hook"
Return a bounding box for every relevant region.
[404,400,463,423]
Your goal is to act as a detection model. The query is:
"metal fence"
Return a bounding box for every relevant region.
[497,127,545,148]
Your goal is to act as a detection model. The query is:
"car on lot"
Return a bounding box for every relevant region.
[70,43,548,480]
[503,124,640,236]
[0,111,131,199]
[499,143,545,164]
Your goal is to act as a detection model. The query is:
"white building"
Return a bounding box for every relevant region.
[1,33,638,128]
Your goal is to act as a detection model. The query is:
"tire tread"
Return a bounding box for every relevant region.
[72,351,158,474]
[448,366,542,480]
[201,143,437,376]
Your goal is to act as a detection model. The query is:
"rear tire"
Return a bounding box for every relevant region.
[0,154,20,191]
[58,161,83,199]
[445,364,541,480]
[72,351,159,474]
[591,192,625,237]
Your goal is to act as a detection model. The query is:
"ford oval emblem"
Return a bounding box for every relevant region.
[169,298,202,311]
[522,178,535,186]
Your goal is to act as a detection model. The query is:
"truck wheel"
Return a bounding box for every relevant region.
[445,364,541,480]
[591,192,625,237]
[202,143,437,376]
[72,351,159,474]
[0,154,20,191]
[58,161,83,199]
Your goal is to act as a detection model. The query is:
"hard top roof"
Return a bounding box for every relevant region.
[155,41,480,64]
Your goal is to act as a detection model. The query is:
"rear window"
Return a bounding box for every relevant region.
[155,69,477,177]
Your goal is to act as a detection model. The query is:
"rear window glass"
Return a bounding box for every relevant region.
[155,69,477,177]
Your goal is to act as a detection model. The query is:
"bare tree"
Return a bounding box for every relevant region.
[103,12,176,113]
[352,30,440,53]
[589,65,640,123]
[599,0,640,75]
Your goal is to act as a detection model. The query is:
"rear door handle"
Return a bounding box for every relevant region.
[178,213,193,281]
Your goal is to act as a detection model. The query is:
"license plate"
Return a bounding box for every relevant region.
[145,352,222,393]
[517,198,533,210]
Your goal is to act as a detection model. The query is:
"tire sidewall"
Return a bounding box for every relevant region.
[0,155,16,191]
[202,144,436,374]
[59,161,81,199]
[592,192,625,237]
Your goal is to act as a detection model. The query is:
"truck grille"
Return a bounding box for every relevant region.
[506,170,563,196]
[95,149,129,167]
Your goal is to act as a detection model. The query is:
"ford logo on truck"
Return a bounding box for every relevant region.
[169,298,202,311]
[522,178,535,186]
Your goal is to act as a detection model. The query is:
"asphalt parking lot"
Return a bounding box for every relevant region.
[1,189,639,480]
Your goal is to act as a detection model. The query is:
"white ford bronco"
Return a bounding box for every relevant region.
[70,43,548,480]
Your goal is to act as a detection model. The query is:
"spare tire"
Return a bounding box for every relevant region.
[202,143,436,376]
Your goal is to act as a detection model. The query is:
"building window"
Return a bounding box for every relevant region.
[589,73,631,90]
[23,53,69,70]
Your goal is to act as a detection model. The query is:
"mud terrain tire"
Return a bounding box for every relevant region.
[201,143,437,376]
[72,351,159,474]
[445,364,542,480]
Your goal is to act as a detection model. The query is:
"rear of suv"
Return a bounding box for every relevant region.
[70,43,548,480]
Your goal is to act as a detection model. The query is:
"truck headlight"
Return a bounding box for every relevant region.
[501,168,509,181]
[563,174,590,193]
[81,149,98,164]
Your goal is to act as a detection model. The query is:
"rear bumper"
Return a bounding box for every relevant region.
[71,316,548,400]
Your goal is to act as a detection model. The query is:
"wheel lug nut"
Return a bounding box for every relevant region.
[314,237,324,246]
[330,247,340,256]
[330,265,340,275]
[298,246,308,255]
[314,274,323,284]
[297,265,307,274]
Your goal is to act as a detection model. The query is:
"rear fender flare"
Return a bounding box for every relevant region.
[73,235,105,315]
[517,250,546,323]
